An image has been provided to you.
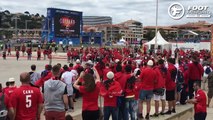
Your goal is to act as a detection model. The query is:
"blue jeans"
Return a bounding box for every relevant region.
[118,96,126,120]
[104,106,118,120]
[125,98,137,120]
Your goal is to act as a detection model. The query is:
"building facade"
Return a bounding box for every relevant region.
[118,20,143,44]
[83,16,112,26]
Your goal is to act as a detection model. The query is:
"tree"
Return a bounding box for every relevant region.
[35,13,40,17]
[116,33,123,41]
[24,11,30,16]
[41,15,45,19]
[4,10,10,15]
[144,30,155,40]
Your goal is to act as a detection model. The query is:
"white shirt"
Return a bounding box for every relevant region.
[61,71,75,85]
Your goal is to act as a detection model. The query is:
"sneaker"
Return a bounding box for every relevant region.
[164,110,172,115]
[145,114,150,120]
[172,108,176,113]
[150,113,159,117]
[137,113,144,120]
[160,112,165,115]
[176,101,180,105]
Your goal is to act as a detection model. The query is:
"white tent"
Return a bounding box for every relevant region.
[145,31,170,45]
[119,37,126,43]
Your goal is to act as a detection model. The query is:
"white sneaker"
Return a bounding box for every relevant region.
[176,101,180,105]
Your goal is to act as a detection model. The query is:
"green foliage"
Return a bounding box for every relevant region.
[144,30,155,40]
[1,10,44,29]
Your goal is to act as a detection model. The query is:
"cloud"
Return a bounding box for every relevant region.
[0,0,212,26]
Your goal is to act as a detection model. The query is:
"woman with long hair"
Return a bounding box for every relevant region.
[74,67,100,120]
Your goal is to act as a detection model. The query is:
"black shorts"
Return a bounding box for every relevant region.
[82,110,99,120]
[166,90,175,101]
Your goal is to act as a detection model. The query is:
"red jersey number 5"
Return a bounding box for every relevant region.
[26,95,32,108]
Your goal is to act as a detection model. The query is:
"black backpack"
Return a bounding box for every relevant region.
[177,70,184,84]
[0,92,8,120]
[205,66,211,75]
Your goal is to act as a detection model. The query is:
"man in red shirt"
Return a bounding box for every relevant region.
[187,81,207,120]
[11,72,43,120]
[37,48,41,60]
[165,58,177,114]
[151,59,166,117]
[4,78,17,98]
[16,49,20,61]
[139,60,157,119]
[21,44,26,56]
[188,56,204,99]
[0,83,14,120]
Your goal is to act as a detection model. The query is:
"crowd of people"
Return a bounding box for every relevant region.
[0,46,212,120]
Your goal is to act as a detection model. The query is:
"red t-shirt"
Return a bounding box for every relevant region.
[100,81,122,107]
[154,67,165,89]
[140,67,157,90]
[166,64,176,90]
[11,85,43,120]
[103,95,117,107]
[4,86,17,98]
[188,63,204,80]
[0,92,13,109]
[194,89,207,113]
[79,82,100,111]
[115,72,131,90]
[35,71,52,87]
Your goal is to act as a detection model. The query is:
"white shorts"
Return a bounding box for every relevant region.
[67,84,73,96]
[153,91,166,101]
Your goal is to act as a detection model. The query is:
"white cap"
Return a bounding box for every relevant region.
[107,71,114,79]
[134,68,140,76]
[86,60,93,65]
[8,78,15,82]
[115,59,120,63]
[76,59,80,64]
[147,60,154,66]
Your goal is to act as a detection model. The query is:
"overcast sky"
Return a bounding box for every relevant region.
[0,0,213,26]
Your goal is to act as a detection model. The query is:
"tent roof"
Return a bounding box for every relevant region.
[145,31,170,45]
[119,37,126,42]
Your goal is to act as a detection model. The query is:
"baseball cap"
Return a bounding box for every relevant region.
[76,59,81,64]
[8,78,15,82]
[147,60,154,66]
[107,71,114,79]
[86,60,93,65]
[115,59,120,63]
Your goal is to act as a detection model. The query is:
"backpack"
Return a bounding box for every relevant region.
[0,92,8,120]
[177,70,184,84]
[205,66,211,75]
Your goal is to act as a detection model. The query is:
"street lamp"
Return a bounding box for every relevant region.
[11,16,20,39]
[155,0,159,53]
[25,20,32,29]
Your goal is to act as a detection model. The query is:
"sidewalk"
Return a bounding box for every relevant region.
[0,51,68,60]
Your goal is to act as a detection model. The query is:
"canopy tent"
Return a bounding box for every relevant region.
[145,31,170,45]
[119,37,126,43]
